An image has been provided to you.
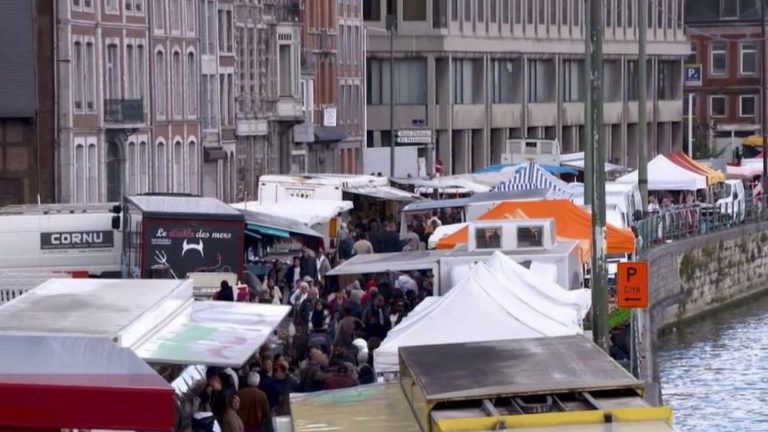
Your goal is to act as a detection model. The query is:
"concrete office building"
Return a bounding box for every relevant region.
[364,0,689,175]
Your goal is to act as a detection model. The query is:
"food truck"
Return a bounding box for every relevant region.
[120,194,245,279]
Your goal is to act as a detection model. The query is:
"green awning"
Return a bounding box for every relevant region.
[245,230,262,239]
[247,224,290,238]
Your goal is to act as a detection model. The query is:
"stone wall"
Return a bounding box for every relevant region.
[645,221,768,336]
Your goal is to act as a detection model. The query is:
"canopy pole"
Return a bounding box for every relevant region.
[638,0,649,211]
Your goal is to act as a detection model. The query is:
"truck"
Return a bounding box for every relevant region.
[0,203,122,277]
[120,194,245,279]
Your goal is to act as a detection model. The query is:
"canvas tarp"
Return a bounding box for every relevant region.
[616,155,708,190]
[373,262,582,374]
[435,199,635,257]
[231,199,352,226]
[666,152,725,184]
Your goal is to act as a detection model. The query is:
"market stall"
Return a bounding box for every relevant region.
[0,334,174,430]
[616,154,708,190]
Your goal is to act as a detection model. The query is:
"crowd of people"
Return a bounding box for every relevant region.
[192,216,440,432]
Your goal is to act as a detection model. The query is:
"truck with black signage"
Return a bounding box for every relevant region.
[120,195,245,279]
[0,203,122,277]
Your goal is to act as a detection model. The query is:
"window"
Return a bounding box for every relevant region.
[490,0,497,23]
[226,10,233,52]
[454,58,479,104]
[657,61,677,100]
[227,74,234,125]
[153,0,164,30]
[687,42,698,64]
[155,50,166,116]
[72,0,81,9]
[106,43,119,99]
[710,95,726,117]
[74,41,83,110]
[137,45,145,101]
[202,0,215,54]
[561,0,568,25]
[186,52,197,115]
[475,227,502,249]
[139,141,148,193]
[87,143,98,201]
[538,0,545,24]
[125,0,132,12]
[465,0,472,21]
[188,141,197,194]
[367,58,428,104]
[126,44,136,97]
[201,74,218,129]
[127,141,137,195]
[106,0,118,13]
[527,59,555,103]
[491,59,521,103]
[514,0,522,24]
[626,0,633,27]
[134,0,144,13]
[563,60,583,102]
[573,0,580,26]
[172,50,182,116]
[647,0,653,28]
[741,42,758,75]
[477,0,485,22]
[171,0,181,31]
[404,0,427,20]
[549,0,556,25]
[606,0,613,27]
[83,0,93,9]
[711,42,727,76]
[74,144,85,203]
[279,44,294,96]
[186,0,195,33]
[364,0,381,20]
[452,0,459,20]
[720,0,738,18]
[740,95,757,117]
[616,0,623,27]
[503,0,510,23]
[173,141,184,192]
[666,0,673,28]
[517,227,543,247]
[156,141,166,192]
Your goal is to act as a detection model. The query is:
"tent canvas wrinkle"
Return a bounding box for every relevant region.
[616,155,708,190]
[494,161,574,198]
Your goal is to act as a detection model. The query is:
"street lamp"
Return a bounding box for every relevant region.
[386,14,397,177]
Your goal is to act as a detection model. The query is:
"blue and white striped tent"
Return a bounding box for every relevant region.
[494,161,574,198]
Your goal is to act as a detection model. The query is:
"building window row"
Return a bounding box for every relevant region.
[72,137,98,203]
[707,40,759,78]
[154,48,197,120]
[367,58,428,104]
[73,37,97,113]
[338,24,362,66]
[709,94,759,118]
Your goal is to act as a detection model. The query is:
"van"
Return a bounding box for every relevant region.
[572,182,643,228]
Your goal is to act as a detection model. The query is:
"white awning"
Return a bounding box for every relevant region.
[133,301,290,368]
[326,250,448,276]
[344,185,424,202]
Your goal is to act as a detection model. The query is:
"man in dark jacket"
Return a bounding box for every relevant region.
[214,280,235,302]
[283,257,305,291]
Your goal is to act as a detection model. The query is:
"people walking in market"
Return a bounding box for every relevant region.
[300,247,318,280]
[213,391,243,432]
[352,231,374,255]
[298,346,333,393]
[315,248,331,283]
[362,294,392,341]
[237,371,270,432]
[284,256,305,292]
[214,280,235,302]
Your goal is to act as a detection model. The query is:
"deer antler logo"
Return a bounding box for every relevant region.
[182,239,204,258]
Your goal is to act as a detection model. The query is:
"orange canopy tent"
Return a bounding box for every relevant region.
[666,152,725,185]
[435,199,636,258]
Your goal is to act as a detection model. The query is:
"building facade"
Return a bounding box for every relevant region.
[685,0,763,155]
[297,0,365,174]
[57,0,203,203]
[364,0,689,176]
[227,0,303,201]
[0,0,55,206]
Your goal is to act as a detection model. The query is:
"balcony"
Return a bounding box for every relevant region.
[104,99,144,125]
[275,0,300,22]
[276,96,304,121]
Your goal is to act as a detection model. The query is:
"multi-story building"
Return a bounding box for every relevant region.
[57,0,202,203]
[233,0,303,199]
[297,0,365,174]
[685,0,763,154]
[364,0,689,175]
[149,0,201,195]
[0,0,55,206]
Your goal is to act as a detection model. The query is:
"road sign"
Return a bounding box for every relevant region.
[684,64,702,87]
[617,262,649,309]
[396,129,432,144]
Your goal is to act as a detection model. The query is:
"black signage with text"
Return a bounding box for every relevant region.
[40,231,114,250]
[142,222,243,279]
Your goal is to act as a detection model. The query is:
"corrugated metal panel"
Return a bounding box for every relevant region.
[290,383,421,432]
[0,0,35,118]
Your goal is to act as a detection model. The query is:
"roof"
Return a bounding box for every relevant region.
[399,336,641,401]
[402,188,553,213]
[686,0,766,25]
[344,185,424,202]
[0,202,117,215]
[0,278,191,341]
[617,155,709,190]
[0,334,174,430]
[478,163,578,175]
[238,208,323,238]
[127,194,244,221]
[233,199,352,227]
[290,383,421,432]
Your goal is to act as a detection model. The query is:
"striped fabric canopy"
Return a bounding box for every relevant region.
[494,161,574,198]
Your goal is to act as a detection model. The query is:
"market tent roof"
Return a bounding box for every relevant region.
[128,194,244,221]
[232,199,352,227]
[392,177,492,193]
[743,135,765,147]
[133,301,291,368]
[290,383,421,432]
[478,163,578,175]
[727,164,763,178]
[666,152,725,184]
[436,199,635,256]
[0,334,174,430]
[494,161,576,197]
[401,188,554,213]
[0,278,290,368]
[326,250,449,276]
[344,185,425,202]
[486,251,591,318]
[559,152,628,172]
[616,154,709,190]
[427,222,468,248]
[237,208,323,238]
[373,262,582,374]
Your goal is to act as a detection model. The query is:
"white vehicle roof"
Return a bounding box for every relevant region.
[259,174,389,188]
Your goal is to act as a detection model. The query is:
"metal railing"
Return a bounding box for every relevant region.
[635,198,765,252]
[104,99,144,124]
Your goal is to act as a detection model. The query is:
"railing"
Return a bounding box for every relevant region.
[0,287,31,305]
[104,99,144,124]
[635,198,765,252]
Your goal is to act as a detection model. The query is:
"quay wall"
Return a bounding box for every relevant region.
[646,220,768,336]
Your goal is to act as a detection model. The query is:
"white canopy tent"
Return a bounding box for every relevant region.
[616,155,708,190]
[373,262,582,374]
[231,199,352,226]
[486,252,591,319]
